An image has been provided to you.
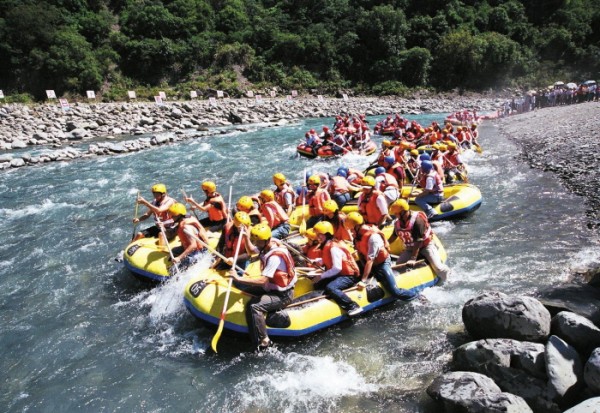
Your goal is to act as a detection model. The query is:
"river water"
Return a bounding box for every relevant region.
[1,115,599,413]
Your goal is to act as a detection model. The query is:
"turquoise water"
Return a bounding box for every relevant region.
[1,115,598,412]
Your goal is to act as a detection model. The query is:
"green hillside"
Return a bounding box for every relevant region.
[1,0,598,100]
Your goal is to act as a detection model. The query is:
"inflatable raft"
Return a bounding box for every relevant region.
[123,233,220,282]
[340,183,482,221]
[296,140,377,159]
[183,235,446,338]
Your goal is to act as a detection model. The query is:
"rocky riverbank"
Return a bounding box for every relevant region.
[495,101,600,230]
[0,95,500,170]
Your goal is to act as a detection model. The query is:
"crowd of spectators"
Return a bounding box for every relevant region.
[499,81,598,117]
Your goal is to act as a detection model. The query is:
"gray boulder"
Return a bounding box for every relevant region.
[427,371,532,413]
[10,158,25,167]
[551,311,600,356]
[545,335,583,400]
[562,396,600,413]
[463,292,551,341]
[454,339,546,380]
[584,348,600,393]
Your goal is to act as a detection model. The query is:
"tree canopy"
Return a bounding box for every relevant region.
[1,0,599,99]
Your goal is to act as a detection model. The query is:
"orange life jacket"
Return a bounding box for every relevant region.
[302,242,322,261]
[358,190,386,225]
[221,221,242,257]
[153,195,175,226]
[443,152,461,170]
[377,172,399,192]
[308,188,330,216]
[260,201,289,228]
[418,170,444,195]
[274,183,296,209]
[355,225,389,265]
[394,211,432,248]
[322,240,359,276]
[329,176,351,195]
[203,192,227,221]
[326,213,353,242]
[261,245,297,291]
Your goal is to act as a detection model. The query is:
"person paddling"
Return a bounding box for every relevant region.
[388,199,448,285]
[230,223,297,351]
[185,181,228,231]
[132,183,176,247]
[168,203,209,272]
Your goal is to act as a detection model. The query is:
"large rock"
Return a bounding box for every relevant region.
[454,339,547,380]
[462,292,551,341]
[562,396,600,413]
[584,348,600,393]
[538,283,600,324]
[427,371,532,413]
[551,311,600,356]
[545,335,583,400]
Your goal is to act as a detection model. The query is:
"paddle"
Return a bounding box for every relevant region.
[227,186,233,223]
[181,189,201,221]
[157,216,179,275]
[281,240,326,271]
[183,228,249,275]
[299,168,307,235]
[211,226,245,353]
[131,191,140,241]
[403,169,420,199]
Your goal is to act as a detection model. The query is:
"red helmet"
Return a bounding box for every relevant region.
[323,126,329,131]
[309,129,316,134]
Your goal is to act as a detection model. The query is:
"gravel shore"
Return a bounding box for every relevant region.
[495,101,600,230]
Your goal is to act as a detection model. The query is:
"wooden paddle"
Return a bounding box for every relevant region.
[131,191,140,241]
[211,226,245,353]
[181,189,202,221]
[156,216,179,275]
[282,240,326,271]
[299,168,307,235]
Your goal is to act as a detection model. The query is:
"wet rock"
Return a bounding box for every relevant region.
[563,396,600,412]
[454,338,547,380]
[427,371,532,413]
[537,283,600,325]
[11,139,27,148]
[545,335,583,400]
[463,292,551,341]
[551,311,600,356]
[10,158,25,167]
[584,348,600,393]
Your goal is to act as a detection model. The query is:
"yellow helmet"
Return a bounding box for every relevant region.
[323,200,338,214]
[234,211,251,227]
[307,175,321,186]
[151,183,166,194]
[313,221,334,236]
[389,199,409,215]
[250,223,271,241]
[437,144,448,151]
[345,211,364,227]
[201,181,216,192]
[361,176,376,188]
[169,202,187,217]
[305,228,318,241]
[447,141,457,149]
[382,139,391,148]
[410,149,419,156]
[272,173,286,186]
[237,196,254,212]
[259,189,275,202]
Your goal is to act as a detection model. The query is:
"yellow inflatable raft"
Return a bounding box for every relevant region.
[183,234,446,338]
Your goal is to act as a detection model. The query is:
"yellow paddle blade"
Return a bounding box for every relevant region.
[475,145,483,153]
[299,218,307,235]
[211,322,225,353]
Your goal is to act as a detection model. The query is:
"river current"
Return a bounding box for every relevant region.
[1,115,599,412]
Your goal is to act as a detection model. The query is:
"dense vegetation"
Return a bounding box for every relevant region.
[0,0,599,100]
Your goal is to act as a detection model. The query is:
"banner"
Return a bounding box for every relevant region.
[286,95,293,104]
[291,90,298,97]
[255,95,263,105]
[246,91,254,98]
[317,95,324,102]
[128,91,136,99]
[270,90,276,98]
[0,90,4,99]
[46,90,56,99]
[190,90,197,99]
[154,96,163,106]
[159,91,166,99]
[209,97,217,107]
[86,90,96,99]
[342,93,349,101]
[59,98,70,111]
[216,90,224,98]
